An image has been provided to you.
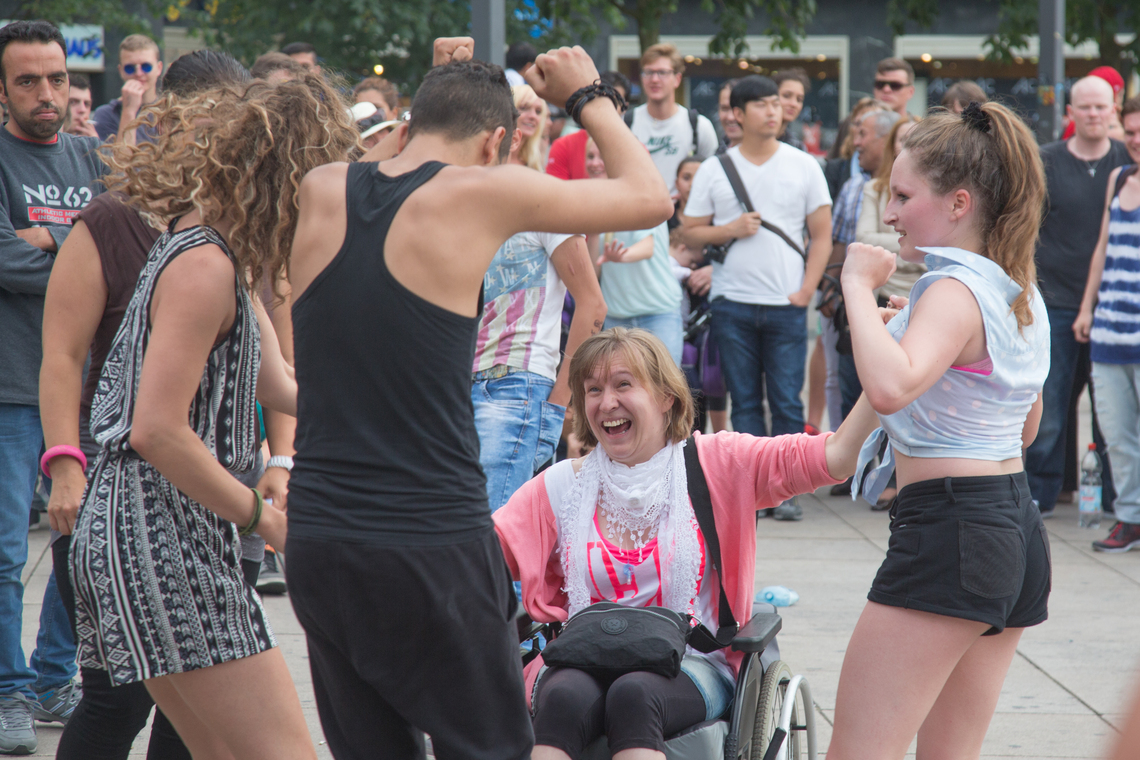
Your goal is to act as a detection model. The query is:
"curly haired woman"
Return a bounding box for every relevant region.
[66,75,358,759]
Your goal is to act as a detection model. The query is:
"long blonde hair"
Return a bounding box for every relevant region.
[512,84,548,172]
[903,103,1045,329]
[102,73,359,300]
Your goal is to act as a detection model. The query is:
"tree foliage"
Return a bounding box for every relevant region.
[11,0,162,35]
[889,0,1140,77]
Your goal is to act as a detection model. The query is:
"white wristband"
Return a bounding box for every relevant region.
[266,455,294,471]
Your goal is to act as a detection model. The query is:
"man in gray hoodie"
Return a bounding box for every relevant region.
[0,19,104,755]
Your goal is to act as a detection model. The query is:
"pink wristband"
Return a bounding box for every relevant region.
[40,445,88,479]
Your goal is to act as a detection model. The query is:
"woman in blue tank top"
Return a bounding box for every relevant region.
[827,103,1053,759]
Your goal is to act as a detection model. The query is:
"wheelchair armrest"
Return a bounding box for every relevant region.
[730,612,781,653]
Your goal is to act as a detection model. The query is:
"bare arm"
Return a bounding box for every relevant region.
[129,246,287,550]
[597,233,654,265]
[824,394,880,480]
[39,221,106,534]
[841,243,983,415]
[551,236,606,408]
[789,204,832,306]
[679,211,762,247]
[1074,171,1117,343]
[1022,394,1044,450]
[253,296,297,416]
[115,81,145,147]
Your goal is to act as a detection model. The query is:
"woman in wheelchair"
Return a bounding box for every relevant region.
[493,328,879,760]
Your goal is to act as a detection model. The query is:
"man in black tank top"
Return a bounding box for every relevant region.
[286,39,672,759]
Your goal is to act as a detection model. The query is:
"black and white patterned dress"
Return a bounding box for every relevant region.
[70,224,275,686]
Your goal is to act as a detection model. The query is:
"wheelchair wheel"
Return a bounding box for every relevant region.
[752,660,808,760]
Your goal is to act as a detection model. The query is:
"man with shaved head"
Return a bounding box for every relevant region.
[1027,75,1128,519]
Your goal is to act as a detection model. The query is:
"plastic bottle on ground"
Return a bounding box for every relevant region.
[1080,443,1103,530]
[758,586,799,607]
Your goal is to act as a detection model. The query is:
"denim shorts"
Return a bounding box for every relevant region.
[680,654,735,720]
[869,472,1051,634]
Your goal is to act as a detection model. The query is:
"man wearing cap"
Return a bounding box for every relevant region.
[1028,75,1129,519]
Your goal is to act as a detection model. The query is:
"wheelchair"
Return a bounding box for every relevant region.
[520,605,817,760]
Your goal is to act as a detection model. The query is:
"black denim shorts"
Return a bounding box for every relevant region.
[868,472,1051,634]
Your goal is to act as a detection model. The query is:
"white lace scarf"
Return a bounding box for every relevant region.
[557,440,702,617]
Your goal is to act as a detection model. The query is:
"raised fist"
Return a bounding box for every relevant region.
[524,46,600,108]
[432,37,475,67]
[841,242,897,292]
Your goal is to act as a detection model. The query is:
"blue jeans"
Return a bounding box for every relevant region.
[604,311,684,367]
[472,371,566,513]
[0,403,77,697]
[711,300,808,437]
[1025,306,1115,512]
[1092,363,1140,524]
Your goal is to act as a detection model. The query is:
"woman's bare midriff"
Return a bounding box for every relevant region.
[894,450,1024,491]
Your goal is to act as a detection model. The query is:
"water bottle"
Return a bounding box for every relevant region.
[1080,443,1103,530]
[758,586,799,607]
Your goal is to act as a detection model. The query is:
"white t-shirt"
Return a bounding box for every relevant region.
[629,104,719,194]
[473,231,577,380]
[685,144,831,305]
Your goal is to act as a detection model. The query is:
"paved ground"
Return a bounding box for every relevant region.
[18,402,1139,758]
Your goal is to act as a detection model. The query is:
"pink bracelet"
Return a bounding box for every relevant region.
[40,445,87,479]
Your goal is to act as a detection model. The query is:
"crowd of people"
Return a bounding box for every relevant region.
[1,14,1139,760]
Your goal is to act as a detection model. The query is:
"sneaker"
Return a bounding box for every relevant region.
[256,550,286,595]
[0,694,37,754]
[32,680,80,724]
[773,499,803,522]
[1093,522,1140,553]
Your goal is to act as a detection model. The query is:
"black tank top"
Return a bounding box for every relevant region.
[288,161,491,544]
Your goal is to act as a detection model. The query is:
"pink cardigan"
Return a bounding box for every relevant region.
[493,431,841,699]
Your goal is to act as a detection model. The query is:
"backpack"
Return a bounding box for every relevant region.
[1113,164,1139,199]
[625,106,701,156]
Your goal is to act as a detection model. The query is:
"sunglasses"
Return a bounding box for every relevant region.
[873,80,907,92]
[122,62,155,76]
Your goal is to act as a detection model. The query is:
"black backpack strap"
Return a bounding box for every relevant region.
[624,108,635,128]
[684,436,739,651]
[716,154,807,262]
[688,108,700,155]
[1114,164,1138,199]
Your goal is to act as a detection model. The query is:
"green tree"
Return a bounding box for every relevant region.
[536,0,816,56]
[888,0,1140,78]
[11,0,161,35]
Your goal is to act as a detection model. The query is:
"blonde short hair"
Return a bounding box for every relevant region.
[568,328,694,448]
[120,34,159,55]
[640,43,684,76]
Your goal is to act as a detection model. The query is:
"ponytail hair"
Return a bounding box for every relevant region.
[902,102,1045,330]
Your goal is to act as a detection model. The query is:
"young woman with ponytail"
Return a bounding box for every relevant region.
[828,102,1052,759]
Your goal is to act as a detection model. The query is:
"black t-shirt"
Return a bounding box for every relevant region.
[1036,139,1130,310]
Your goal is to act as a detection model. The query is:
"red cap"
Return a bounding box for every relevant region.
[1088,66,1125,95]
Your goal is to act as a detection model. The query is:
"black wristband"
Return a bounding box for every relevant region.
[564,81,628,125]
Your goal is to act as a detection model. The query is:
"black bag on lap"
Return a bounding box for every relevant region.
[539,439,738,680]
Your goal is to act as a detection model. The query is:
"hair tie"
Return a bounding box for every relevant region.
[961,102,991,134]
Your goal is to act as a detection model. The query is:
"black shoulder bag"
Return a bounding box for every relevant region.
[706,153,806,265]
[540,438,739,680]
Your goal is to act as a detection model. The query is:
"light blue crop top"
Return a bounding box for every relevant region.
[853,247,1051,502]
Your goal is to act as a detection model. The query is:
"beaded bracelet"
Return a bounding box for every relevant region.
[564,81,628,125]
[240,488,265,537]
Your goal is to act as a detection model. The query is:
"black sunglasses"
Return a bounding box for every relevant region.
[873,80,907,92]
[122,62,154,75]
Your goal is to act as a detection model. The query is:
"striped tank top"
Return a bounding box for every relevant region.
[1092,183,1140,364]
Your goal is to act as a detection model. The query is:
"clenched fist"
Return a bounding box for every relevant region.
[433,37,474,67]
[841,242,896,292]
[524,46,600,108]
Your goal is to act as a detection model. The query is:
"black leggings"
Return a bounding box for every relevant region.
[532,668,707,759]
[53,536,261,760]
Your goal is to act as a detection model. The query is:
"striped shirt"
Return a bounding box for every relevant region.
[1092,194,1140,364]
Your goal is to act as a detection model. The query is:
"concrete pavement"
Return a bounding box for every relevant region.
[18,482,1140,759]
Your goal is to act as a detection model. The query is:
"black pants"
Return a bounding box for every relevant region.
[53,536,259,760]
[532,668,707,759]
[287,531,533,760]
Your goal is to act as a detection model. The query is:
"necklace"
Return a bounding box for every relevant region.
[1083,153,1107,177]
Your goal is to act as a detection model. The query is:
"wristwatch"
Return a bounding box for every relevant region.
[266,455,294,471]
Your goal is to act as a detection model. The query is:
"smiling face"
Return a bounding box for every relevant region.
[718,85,742,145]
[515,92,544,140]
[1124,111,1140,163]
[0,41,69,141]
[884,149,973,262]
[584,354,674,466]
[778,79,805,125]
[585,138,606,178]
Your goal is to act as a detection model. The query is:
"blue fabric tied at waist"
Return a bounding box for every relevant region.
[852,427,894,504]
